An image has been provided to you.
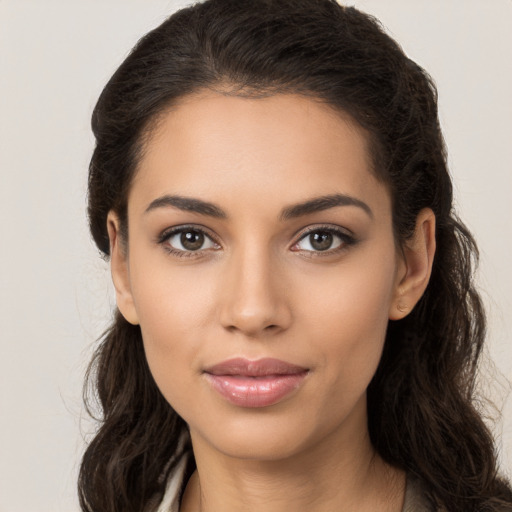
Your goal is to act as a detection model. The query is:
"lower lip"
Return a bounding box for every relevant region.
[205,372,308,408]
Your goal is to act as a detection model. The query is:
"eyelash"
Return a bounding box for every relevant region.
[291,225,357,258]
[157,225,221,258]
[157,224,357,259]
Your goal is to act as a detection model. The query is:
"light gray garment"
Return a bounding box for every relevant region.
[402,475,435,512]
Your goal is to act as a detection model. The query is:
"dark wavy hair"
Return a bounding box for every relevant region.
[80,1,512,510]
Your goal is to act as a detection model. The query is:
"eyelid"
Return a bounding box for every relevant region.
[157,224,219,243]
[294,223,354,239]
[290,224,356,254]
[157,224,221,256]
[156,223,356,258]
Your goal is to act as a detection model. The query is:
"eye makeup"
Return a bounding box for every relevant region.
[156,222,358,260]
[157,224,221,259]
[290,224,358,259]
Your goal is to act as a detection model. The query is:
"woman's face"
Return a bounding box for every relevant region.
[111,92,408,461]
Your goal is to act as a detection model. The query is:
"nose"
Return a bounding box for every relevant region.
[218,245,292,338]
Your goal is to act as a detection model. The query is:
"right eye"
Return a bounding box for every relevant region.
[159,226,220,256]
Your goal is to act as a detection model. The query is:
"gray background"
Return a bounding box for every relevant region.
[1,1,511,510]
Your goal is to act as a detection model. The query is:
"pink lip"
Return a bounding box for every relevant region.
[203,358,309,408]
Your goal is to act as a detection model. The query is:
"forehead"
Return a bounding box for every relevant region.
[130,92,390,219]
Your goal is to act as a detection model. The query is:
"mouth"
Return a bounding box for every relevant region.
[203,358,309,408]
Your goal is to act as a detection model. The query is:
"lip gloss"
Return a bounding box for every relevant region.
[203,358,309,408]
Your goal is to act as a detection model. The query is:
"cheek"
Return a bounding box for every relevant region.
[302,252,397,386]
[129,260,218,404]
[131,248,217,334]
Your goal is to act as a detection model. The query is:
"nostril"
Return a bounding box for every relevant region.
[219,288,292,336]
[224,322,281,336]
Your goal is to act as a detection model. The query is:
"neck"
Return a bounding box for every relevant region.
[180,401,405,512]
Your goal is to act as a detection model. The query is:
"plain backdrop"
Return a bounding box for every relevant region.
[1,1,511,510]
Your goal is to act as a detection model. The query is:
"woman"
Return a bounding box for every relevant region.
[79,0,512,510]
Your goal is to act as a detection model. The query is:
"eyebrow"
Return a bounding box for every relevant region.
[144,193,373,220]
[279,193,373,220]
[145,195,227,218]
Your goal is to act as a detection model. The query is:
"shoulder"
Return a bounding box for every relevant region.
[403,475,512,512]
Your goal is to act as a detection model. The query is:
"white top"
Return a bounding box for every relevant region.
[154,455,188,512]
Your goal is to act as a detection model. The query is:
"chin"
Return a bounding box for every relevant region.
[188,406,350,463]
[202,431,312,462]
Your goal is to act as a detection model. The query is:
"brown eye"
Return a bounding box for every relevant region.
[309,231,333,251]
[162,227,219,254]
[293,227,354,254]
[181,230,205,251]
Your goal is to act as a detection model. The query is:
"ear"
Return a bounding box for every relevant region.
[389,208,436,320]
[107,211,139,325]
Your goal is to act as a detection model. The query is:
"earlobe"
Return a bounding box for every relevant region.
[107,211,140,325]
[389,208,436,321]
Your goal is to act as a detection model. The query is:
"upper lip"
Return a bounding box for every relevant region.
[204,358,308,377]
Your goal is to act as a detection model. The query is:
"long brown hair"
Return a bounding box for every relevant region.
[80,1,512,510]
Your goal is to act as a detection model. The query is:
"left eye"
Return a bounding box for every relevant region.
[294,229,346,252]
[165,228,218,252]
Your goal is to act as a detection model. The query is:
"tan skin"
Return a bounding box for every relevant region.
[108,92,436,512]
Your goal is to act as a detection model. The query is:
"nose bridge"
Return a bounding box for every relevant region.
[219,238,290,336]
